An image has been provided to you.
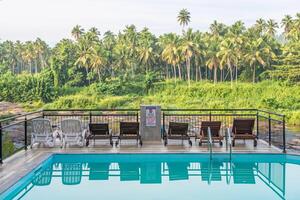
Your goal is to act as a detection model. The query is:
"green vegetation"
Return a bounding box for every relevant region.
[0,11,300,125]
[42,79,300,125]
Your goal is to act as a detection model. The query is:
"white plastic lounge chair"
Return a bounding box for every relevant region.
[61,119,86,147]
[31,118,55,148]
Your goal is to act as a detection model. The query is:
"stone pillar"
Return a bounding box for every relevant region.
[140,105,161,141]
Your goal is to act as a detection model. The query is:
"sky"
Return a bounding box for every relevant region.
[0,0,299,45]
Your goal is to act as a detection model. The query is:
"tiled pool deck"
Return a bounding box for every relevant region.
[0,139,281,193]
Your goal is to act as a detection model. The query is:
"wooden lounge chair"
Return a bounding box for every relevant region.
[31,118,56,148]
[231,118,257,147]
[164,122,192,146]
[116,122,142,146]
[86,123,113,146]
[196,121,223,146]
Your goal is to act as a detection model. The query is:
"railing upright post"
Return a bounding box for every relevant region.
[209,111,212,121]
[268,114,271,146]
[0,123,2,164]
[256,111,259,137]
[283,116,286,153]
[89,111,92,124]
[24,116,28,150]
[136,112,139,122]
[163,112,165,139]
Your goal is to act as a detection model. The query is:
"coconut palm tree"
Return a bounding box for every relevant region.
[244,38,272,83]
[90,45,107,81]
[71,25,84,41]
[161,34,181,81]
[177,9,191,33]
[281,15,293,37]
[217,38,238,86]
[180,29,199,86]
[254,18,266,35]
[266,19,279,37]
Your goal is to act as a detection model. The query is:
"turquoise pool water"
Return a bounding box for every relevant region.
[1,153,300,200]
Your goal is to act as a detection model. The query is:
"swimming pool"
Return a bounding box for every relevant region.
[1,153,300,200]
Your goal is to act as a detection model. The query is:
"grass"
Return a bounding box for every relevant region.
[40,80,300,125]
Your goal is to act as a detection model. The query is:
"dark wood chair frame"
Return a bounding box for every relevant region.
[86,123,113,146]
[164,122,192,146]
[116,122,142,146]
[231,118,257,147]
[196,121,223,146]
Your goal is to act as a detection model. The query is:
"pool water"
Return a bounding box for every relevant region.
[1,153,300,200]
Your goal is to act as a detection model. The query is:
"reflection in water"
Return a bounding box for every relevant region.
[25,160,287,199]
[61,163,82,185]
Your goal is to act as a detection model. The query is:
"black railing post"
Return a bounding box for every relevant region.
[162,112,165,139]
[89,111,92,124]
[0,123,2,164]
[136,112,139,122]
[268,114,272,146]
[283,115,286,153]
[24,116,28,150]
[209,111,212,121]
[256,111,259,137]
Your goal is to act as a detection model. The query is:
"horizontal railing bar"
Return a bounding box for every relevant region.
[1,115,43,129]
[258,110,285,117]
[44,113,138,117]
[43,109,140,112]
[258,115,284,123]
[163,113,257,117]
[162,108,258,112]
[0,110,43,123]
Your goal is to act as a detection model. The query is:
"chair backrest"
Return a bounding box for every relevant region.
[168,122,188,135]
[200,121,221,137]
[89,123,109,136]
[232,118,255,135]
[120,122,139,135]
[32,118,52,135]
[61,119,82,134]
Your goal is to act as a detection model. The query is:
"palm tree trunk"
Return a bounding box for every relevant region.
[253,65,256,83]
[227,60,233,87]
[173,64,177,82]
[177,65,182,80]
[187,58,191,86]
[195,65,198,82]
[214,66,217,84]
[199,66,202,81]
[235,65,238,84]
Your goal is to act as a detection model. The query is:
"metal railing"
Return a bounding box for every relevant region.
[162,109,286,152]
[207,127,213,160]
[226,128,232,161]
[0,108,286,164]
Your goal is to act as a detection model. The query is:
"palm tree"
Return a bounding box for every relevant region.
[266,19,279,37]
[217,38,238,86]
[90,45,107,81]
[254,18,266,35]
[281,15,293,36]
[210,21,227,36]
[161,34,181,81]
[180,29,198,86]
[245,38,270,83]
[177,9,191,33]
[71,25,84,41]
